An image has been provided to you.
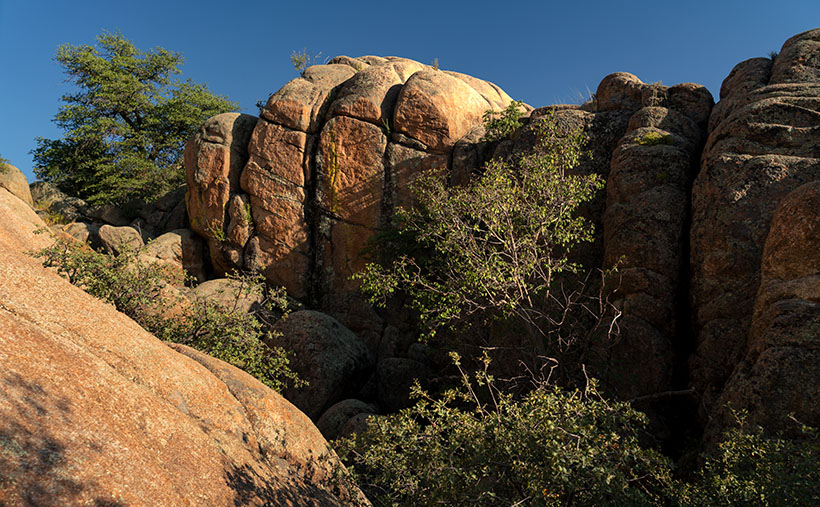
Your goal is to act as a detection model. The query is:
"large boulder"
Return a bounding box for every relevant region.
[271,310,372,420]
[139,228,207,284]
[97,224,144,255]
[0,188,364,505]
[0,162,33,206]
[184,56,515,321]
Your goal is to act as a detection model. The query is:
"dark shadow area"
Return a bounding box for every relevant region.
[224,462,342,507]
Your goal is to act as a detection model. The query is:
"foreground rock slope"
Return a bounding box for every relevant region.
[0,188,364,505]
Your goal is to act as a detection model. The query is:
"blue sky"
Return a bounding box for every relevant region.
[1,0,818,182]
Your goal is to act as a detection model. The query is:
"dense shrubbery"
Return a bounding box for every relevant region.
[337,353,676,505]
[684,414,820,505]
[34,237,303,391]
[339,367,820,506]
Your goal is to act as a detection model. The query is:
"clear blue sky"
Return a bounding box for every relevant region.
[1,0,818,181]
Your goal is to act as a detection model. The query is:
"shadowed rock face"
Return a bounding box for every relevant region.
[0,188,365,505]
[689,28,820,422]
[706,181,820,441]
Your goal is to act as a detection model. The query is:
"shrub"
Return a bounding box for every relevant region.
[355,111,610,363]
[681,413,820,505]
[33,237,303,391]
[481,100,524,142]
[336,353,676,505]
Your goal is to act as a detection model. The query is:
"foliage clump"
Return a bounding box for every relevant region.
[338,360,820,506]
[33,31,237,206]
[33,237,303,391]
[337,353,676,505]
[683,413,820,505]
[481,100,524,142]
[356,111,606,360]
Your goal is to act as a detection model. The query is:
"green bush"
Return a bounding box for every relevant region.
[681,413,820,505]
[337,353,676,506]
[33,237,303,391]
[355,111,606,362]
[481,100,524,142]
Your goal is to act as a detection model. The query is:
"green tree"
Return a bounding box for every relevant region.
[356,112,610,362]
[33,31,237,206]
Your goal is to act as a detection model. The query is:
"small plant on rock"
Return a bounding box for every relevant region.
[481,100,524,142]
[636,131,675,146]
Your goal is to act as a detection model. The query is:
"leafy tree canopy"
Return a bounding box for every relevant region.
[33,31,237,206]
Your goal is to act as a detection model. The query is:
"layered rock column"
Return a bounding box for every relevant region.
[708,181,820,439]
[600,76,713,398]
[689,28,820,416]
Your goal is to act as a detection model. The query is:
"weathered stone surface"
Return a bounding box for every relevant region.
[707,181,820,439]
[316,399,379,441]
[316,115,388,292]
[0,163,33,206]
[689,28,820,417]
[271,311,372,420]
[184,112,257,254]
[186,277,264,314]
[443,70,514,111]
[139,229,206,284]
[261,64,355,134]
[226,193,254,247]
[238,119,311,297]
[59,221,99,244]
[0,188,364,506]
[595,72,645,112]
[770,28,820,84]
[328,62,418,126]
[394,69,491,152]
[385,142,449,210]
[600,104,707,399]
[97,224,144,255]
[29,181,90,222]
[667,83,714,128]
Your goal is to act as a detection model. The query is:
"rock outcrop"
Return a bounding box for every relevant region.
[689,28,820,423]
[271,310,372,420]
[0,188,364,505]
[185,56,516,311]
[182,32,819,445]
[707,181,819,439]
[0,162,33,206]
